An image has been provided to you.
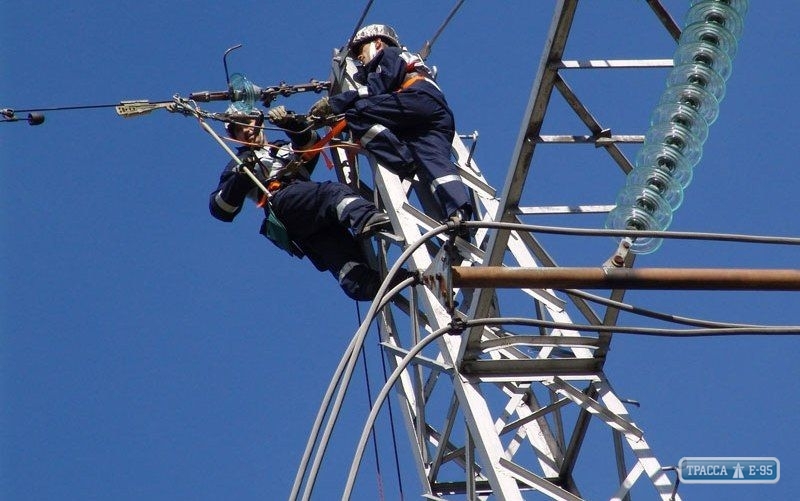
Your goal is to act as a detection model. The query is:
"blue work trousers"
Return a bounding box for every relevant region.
[344,89,471,220]
[270,179,380,300]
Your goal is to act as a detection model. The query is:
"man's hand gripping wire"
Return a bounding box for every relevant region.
[307,96,342,126]
[267,105,343,133]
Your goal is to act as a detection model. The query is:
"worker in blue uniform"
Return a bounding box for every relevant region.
[208,104,396,301]
[309,24,473,227]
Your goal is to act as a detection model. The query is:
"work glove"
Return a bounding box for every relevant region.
[267,105,307,132]
[232,150,257,175]
[308,96,333,119]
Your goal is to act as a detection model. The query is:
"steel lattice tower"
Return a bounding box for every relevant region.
[295,2,705,499]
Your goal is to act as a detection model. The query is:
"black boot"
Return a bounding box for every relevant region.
[353,268,416,301]
[390,162,417,181]
[385,268,417,291]
[357,212,392,239]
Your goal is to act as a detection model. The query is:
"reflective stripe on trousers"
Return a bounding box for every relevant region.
[431,174,463,192]
[335,196,360,221]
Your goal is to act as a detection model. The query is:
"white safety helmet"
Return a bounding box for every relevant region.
[223,103,264,135]
[350,24,401,54]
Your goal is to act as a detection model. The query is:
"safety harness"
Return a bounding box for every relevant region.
[259,51,434,207]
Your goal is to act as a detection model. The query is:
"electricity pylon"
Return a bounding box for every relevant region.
[298,2,693,499]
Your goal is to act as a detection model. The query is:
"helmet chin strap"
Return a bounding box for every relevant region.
[366,41,379,62]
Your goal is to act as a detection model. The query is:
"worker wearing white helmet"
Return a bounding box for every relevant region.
[349,23,401,54]
[309,23,472,228]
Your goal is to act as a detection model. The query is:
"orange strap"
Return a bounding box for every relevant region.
[257,119,348,207]
[399,75,425,91]
[254,119,349,207]
[256,180,283,208]
[302,119,348,166]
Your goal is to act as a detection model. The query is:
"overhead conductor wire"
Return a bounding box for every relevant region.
[289,224,440,501]
[354,302,388,501]
[292,216,800,497]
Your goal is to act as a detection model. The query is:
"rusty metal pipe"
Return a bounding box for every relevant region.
[451,267,800,291]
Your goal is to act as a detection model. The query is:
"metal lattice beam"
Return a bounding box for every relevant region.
[293,2,705,500]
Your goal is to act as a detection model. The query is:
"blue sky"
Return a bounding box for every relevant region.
[2,1,798,500]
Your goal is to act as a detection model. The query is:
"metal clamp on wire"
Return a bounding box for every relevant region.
[445,208,470,242]
[1,108,45,125]
[604,237,634,268]
[165,96,196,117]
[447,317,467,336]
[307,113,346,129]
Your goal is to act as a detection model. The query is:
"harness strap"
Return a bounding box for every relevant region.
[400,75,426,90]
[257,191,271,208]
[398,72,442,93]
[256,117,349,209]
[256,177,296,208]
[302,119,348,162]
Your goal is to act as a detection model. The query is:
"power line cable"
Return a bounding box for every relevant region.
[10,103,131,113]
[355,302,387,501]
[379,338,406,501]
[565,288,767,329]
